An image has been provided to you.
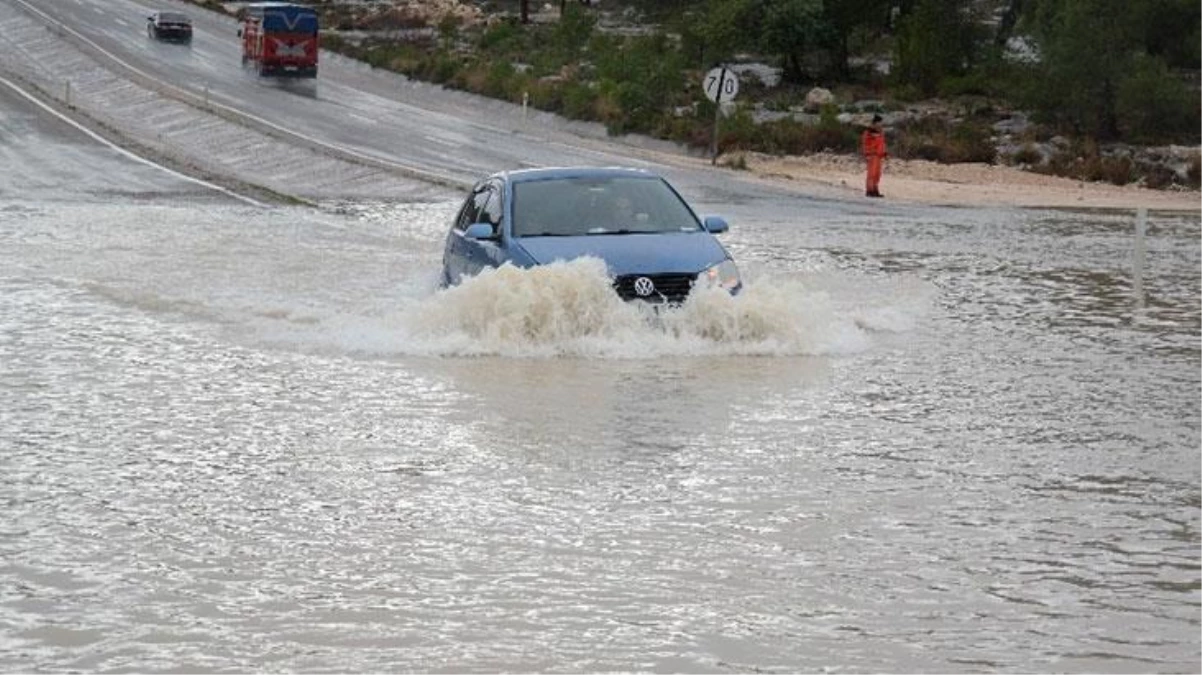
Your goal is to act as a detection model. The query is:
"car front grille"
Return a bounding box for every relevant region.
[613,273,696,304]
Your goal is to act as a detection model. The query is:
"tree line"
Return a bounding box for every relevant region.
[300,0,1198,173]
[604,0,1198,143]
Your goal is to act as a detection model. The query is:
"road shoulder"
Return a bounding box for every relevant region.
[730,151,1200,213]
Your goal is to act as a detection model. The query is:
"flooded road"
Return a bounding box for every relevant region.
[3,189,1199,672]
[2,15,1200,669]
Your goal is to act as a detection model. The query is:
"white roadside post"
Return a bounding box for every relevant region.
[1133,207,1147,312]
[703,66,738,165]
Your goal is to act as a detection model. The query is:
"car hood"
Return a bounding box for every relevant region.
[515,232,728,276]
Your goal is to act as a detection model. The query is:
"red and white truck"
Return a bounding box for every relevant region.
[239,2,319,78]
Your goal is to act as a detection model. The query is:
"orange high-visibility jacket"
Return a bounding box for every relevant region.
[862,128,886,158]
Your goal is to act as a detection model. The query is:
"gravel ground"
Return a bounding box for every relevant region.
[734,151,1201,213]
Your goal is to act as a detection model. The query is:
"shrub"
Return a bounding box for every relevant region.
[1081,155,1134,185]
[592,79,626,131]
[892,116,995,163]
[429,54,460,84]
[940,73,992,97]
[484,60,515,98]
[1188,153,1202,189]
[1035,148,1136,186]
[1139,164,1177,190]
[749,118,858,155]
[549,4,597,60]
[715,107,759,155]
[528,80,565,114]
[1010,144,1043,166]
[908,143,944,161]
[561,81,597,121]
[655,115,711,150]
[320,33,348,51]
[1116,54,1200,143]
[453,63,490,93]
[478,18,519,51]
[946,122,996,163]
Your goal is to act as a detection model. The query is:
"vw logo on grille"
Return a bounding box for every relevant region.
[633,276,656,297]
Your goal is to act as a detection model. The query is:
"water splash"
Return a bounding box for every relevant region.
[320,258,886,359]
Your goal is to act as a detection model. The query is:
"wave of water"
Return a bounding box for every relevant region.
[258,258,913,359]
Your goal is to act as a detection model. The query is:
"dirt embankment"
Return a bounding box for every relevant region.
[729,151,1200,213]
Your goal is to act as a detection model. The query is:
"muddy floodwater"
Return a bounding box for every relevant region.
[2,195,1199,673]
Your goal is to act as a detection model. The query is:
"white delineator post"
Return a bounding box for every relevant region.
[1133,207,1147,311]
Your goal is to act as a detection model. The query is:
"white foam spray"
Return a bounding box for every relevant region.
[299,257,905,359]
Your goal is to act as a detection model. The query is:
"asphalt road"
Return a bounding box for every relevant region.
[0,69,255,204]
[2,0,862,218]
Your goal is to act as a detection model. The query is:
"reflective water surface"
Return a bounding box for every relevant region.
[2,196,1199,673]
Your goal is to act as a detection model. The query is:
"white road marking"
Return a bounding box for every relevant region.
[0,75,264,206]
[345,111,378,125]
[422,134,461,149]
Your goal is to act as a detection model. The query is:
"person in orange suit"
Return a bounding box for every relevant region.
[862,114,887,198]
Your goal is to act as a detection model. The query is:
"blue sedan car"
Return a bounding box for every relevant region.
[440,167,741,303]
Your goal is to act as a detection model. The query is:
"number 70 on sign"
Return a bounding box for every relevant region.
[703,67,739,103]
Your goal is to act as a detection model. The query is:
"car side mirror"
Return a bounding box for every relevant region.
[464,222,496,240]
[702,216,729,234]
[236,29,242,37]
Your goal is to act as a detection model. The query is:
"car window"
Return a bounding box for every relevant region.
[454,185,490,231]
[512,176,701,237]
[479,188,503,234]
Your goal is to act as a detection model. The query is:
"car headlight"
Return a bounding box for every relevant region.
[699,259,741,292]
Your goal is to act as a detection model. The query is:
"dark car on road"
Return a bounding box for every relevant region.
[147,12,192,43]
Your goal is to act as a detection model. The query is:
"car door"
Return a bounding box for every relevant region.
[443,182,508,286]
[442,186,484,286]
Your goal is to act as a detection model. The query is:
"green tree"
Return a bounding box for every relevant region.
[820,0,892,78]
[1137,0,1201,69]
[892,0,981,96]
[697,0,755,65]
[758,0,826,83]
[1116,53,1199,142]
[1024,0,1140,139]
[593,32,688,133]
[698,0,826,83]
[550,3,597,60]
[993,0,1025,47]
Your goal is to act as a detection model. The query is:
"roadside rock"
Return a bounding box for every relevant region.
[803,87,834,112]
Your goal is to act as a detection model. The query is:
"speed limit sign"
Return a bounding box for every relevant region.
[703,67,738,103]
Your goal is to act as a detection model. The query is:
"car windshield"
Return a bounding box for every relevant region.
[159,13,189,23]
[511,176,702,237]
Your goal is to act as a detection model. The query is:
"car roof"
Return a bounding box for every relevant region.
[492,166,660,184]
